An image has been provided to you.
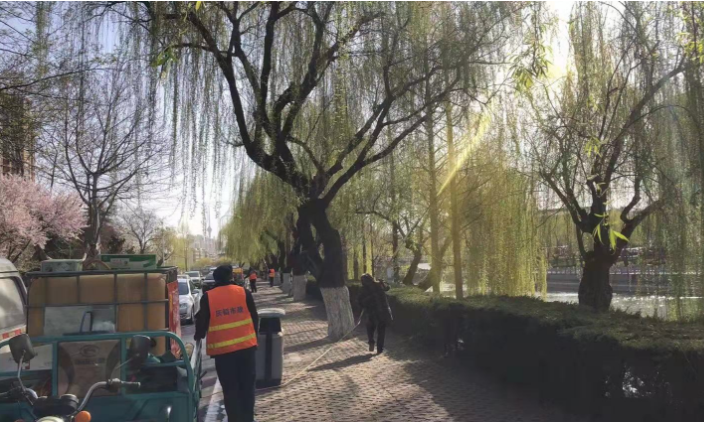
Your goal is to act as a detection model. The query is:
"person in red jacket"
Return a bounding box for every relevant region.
[268,268,275,287]
[195,265,258,421]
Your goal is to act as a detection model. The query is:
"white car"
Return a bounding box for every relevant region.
[178,280,200,324]
[185,271,203,287]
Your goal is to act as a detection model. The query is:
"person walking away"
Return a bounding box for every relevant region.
[269,268,275,287]
[195,265,259,422]
[357,273,392,354]
[249,269,258,293]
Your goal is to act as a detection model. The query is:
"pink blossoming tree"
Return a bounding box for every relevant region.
[0,175,83,263]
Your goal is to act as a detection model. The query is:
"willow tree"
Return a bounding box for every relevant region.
[223,170,297,268]
[529,3,693,310]
[681,3,704,282]
[352,139,428,286]
[107,1,531,338]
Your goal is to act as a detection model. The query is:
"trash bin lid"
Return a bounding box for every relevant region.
[259,308,286,319]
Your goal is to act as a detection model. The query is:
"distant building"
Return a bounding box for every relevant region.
[0,94,35,178]
[192,247,205,262]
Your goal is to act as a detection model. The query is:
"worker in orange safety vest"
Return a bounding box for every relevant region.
[248,268,258,293]
[195,265,259,422]
[268,268,275,287]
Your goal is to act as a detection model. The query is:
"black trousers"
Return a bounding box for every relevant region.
[366,319,386,352]
[214,347,257,422]
[269,276,274,287]
[249,279,257,292]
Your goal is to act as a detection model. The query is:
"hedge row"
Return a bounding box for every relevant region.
[307,280,704,421]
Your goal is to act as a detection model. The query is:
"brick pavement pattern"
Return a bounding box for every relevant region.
[201,285,588,422]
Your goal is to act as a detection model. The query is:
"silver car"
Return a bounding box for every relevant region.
[178,280,200,324]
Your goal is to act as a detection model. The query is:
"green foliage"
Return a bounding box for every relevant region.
[461,112,546,297]
[512,3,555,93]
[222,171,298,263]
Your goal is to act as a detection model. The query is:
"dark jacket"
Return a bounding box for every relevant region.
[357,279,392,323]
[194,280,259,343]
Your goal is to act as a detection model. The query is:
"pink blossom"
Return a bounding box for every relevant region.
[0,175,84,262]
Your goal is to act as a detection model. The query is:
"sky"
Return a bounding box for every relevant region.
[150,160,238,238]
[547,1,575,80]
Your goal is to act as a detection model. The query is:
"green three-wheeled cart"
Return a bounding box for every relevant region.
[0,266,202,422]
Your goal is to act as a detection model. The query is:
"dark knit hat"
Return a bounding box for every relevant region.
[213,265,233,282]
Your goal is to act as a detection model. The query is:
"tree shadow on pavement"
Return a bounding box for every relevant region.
[310,354,373,372]
[285,337,332,354]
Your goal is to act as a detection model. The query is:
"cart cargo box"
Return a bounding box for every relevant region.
[40,259,83,273]
[99,254,157,270]
[25,267,179,356]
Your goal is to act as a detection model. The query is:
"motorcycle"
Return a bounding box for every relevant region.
[0,334,149,422]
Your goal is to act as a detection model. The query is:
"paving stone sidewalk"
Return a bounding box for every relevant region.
[201,285,589,422]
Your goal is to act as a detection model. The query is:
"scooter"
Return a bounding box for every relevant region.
[0,334,148,422]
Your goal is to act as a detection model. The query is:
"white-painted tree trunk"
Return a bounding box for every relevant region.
[320,286,355,340]
[281,273,291,293]
[292,275,307,301]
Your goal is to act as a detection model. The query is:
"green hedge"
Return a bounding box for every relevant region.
[330,283,704,421]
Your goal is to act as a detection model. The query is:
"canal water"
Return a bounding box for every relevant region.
[403,263,704,319]
[428,268,704,320]
[544,292,704,320]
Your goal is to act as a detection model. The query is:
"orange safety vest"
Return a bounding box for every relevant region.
[269,269,275,276]
[249,272,257,280]
[206,285,257,356]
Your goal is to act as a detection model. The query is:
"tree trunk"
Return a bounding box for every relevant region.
[353,248,360,281]
[392,228,400,283]
[294,207,323,277]
[84,203,101,259]
[298,200,355,340]
[369,217,375,276]
[427,142,441,292]
[578,250,613,311]
[277,240,287,272]
[425,77,441,293]
[403,245,423,286]
[445,95,463,299]
[390,151,400,284]
[341,235,349,282]
[362,221,368,274]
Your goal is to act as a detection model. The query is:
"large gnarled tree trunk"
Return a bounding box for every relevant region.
[578,249,614,312]
[297,200,354,339]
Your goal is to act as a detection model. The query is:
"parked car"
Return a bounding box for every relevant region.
[186,271,203,287]
[0,259,26,343]
[202,272,215,292]
[178,279,199,324]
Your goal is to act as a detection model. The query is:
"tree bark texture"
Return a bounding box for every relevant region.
[296,200,355,338]
[403,245,423,286]
[578,250,613,311]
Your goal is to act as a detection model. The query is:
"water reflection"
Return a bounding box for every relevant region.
[545,293,704,320]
